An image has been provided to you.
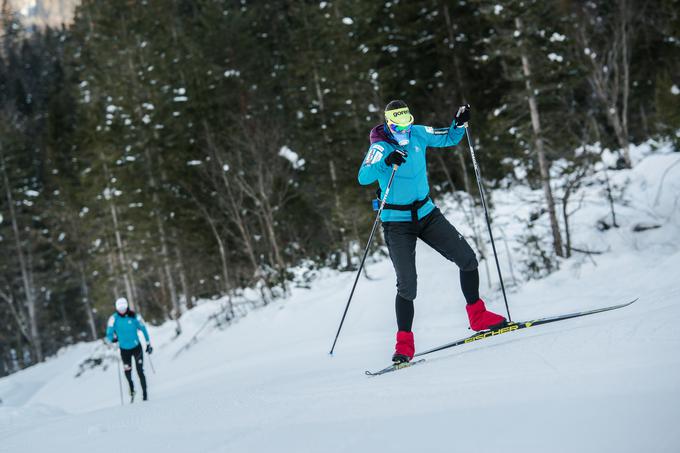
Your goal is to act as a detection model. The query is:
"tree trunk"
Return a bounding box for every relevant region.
[144,149,181,335]
[203,121,259,274]
[328,159,350,268]
[100,158,137,308]
[106,245,121,300]
[619,0,632,167]
[78,261,98,340]
[256,172,286,277]
[174,241,192,309]
[577,0,633,168]
[107,198,136,307]
[0,288,31,345]
[515,17,565,258]
[442,5,493,284]
[193,198,233,320]
[0,149,43,362]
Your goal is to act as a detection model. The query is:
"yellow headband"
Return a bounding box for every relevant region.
[385,107,414,126]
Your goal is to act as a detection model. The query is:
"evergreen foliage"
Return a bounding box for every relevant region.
[0,0,678,375]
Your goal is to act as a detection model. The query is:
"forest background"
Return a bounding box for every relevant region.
[0,0,678,375]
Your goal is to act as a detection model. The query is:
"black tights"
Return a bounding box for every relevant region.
[395,294,415,332]
[121,345,147,395]
[460,268,480,304]
[396,268,480,332]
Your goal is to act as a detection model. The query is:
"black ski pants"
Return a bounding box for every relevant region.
[120,344,147,394]
[382,207,479,331]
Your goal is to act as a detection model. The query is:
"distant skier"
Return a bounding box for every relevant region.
[106,297,152,401]
[358,100,506,364]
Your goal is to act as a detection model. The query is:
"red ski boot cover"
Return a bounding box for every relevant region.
[466,299,506,331]
[394,331,415,361]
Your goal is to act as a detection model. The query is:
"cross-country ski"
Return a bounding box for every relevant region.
[366,298,637,376]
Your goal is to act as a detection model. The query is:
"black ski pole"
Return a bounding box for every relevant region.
[330,164,400,355]
[464,126,512,321]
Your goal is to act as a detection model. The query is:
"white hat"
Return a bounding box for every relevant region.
[115,297,129,314]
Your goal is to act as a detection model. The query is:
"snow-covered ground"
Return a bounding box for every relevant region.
[1,141,679,453]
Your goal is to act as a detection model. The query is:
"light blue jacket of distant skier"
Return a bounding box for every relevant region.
[358,121,466,222]
[106,311,150,350]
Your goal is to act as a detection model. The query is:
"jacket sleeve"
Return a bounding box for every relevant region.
[106,315,115,342]
[358,143,390,185]
[420,122,465,148]
[136,314,150,343]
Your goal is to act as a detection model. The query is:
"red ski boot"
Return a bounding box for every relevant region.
[466,299,507,331]
[392,331,415,364]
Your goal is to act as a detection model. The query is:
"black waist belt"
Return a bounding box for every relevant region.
[377,190,431,223]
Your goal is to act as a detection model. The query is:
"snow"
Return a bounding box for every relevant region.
[494,4,504,15]
[493,104,507,117]
[186,160,202,166]
[550,32,566,42]
[279,146,305,169]
[1,141,680,452]
[671,85,679,95]
[341,17,353,25]
[548,52,564,62]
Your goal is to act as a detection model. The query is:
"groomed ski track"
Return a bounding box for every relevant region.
[1,145,679,453]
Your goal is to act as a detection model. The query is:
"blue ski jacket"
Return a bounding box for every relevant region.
[106,310,150,350]
[358,121,465,222]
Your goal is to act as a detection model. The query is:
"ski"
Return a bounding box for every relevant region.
[365,359,426,377]
[413,298,638,358]
[364,298,637,376]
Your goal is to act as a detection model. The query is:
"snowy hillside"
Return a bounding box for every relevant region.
[1,142,679,453]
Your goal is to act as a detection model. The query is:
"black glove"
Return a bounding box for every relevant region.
[112,335,118,344]
[146,344,153,354]
[454,104,471,127]
[384,150,407,167]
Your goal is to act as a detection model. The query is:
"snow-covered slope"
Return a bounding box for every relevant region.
[1,142,679,453]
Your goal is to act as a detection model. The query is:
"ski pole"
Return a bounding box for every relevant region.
[330,164,400,355]
[464,126,512,321]
[147,354,156,374]
[115,355,124,406]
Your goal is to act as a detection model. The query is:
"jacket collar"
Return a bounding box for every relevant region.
[369,123,399,146]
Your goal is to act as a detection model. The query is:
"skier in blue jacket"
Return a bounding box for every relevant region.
[106,297,152,401]
[358,100,506,364]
